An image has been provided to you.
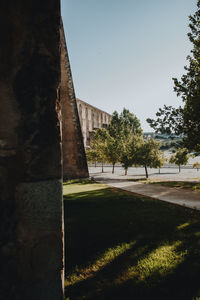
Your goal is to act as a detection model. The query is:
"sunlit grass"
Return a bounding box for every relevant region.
[64,180,200,299]
[121,241,187,284]
[63,180,107,196]
[177,222,190,230]
[66,241,136,287]
[146,180,200,191]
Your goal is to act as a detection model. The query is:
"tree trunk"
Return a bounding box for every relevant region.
[102,161,104,173]
[179,165,181,172]
[95,161,96,168]
[125,168,128,176]
[112,163,115,174]
[158,168,160,174]
[145,165,148,179]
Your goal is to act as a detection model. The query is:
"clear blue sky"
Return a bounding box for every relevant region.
[61,0,196,131]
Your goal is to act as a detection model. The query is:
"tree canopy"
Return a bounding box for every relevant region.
[135,139,164,178]
[91,128,108,172]
[108,108,142,139]
[147,0,200,153]
[88,108,143,174]
[146,105,183,135]
[120,134,143,175]
[86,149,99,167]
[169,148,189,172]
[108,108,143,174]
[193,161,200,171]
[88,108,166,178]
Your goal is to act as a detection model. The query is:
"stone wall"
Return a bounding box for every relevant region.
[0,1,64,299]
[60,23,88,180]
[76,98,112,147]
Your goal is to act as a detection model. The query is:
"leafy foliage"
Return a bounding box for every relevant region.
[89,108,143,174]
[108,108,143,174]
[146,105,183,135]
[89,108,167,177]
[105,133,121,173]
[147,1,200,152]
[108,108,142,138]
[192,161,200,171]
[135,139,165,178]
[172,0,200,152]
[91,128,108,172]
[86,149,99,166]
[169,148,189,172]
[120,134,143,175]
[90,127,121,173]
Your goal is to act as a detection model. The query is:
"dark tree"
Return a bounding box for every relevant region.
[147,0,200,153]
[146,105,183,135]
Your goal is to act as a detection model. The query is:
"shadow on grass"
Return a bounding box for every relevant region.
[64,185,200,300]
[148,180,200,191]
[150,172,179,175]
[93,177,146,183]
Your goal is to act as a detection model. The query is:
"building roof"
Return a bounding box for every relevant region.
[76,98,112,117]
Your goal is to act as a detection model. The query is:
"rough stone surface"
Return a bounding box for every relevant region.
[0,1,64,299]
[16,180,63,231]
[60,22,89,180]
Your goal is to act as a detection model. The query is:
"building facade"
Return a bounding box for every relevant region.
[76,98,112,148]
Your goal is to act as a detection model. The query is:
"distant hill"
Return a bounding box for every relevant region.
[143,132,183,151]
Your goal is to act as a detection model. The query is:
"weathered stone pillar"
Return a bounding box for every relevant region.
[60,22,89,180]
[0,1,64,299]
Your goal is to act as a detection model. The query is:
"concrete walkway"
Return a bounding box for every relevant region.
[95,177,200,211]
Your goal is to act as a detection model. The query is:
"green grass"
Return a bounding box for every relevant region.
[145,180,200,191]
[64,180,200,300]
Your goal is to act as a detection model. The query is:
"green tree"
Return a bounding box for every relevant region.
[108,108,143,175]
[107,111,123,139]
[120,134,143,175]
[172,0,200,152]
[135,139,165,179]
[169,148,189,172]
[146,105,183,135]
[92,128,108,173]
[105,134,121,174]
[147,1,200,153]
[86,149,99,167]
[107,108,142,174]
[92,109,143,174]
[92,128,121,174]
[192,161,200,171]
[120,108,143,136]
[108,108,142,139]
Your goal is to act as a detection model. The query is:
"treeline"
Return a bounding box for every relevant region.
[86,108,165,178]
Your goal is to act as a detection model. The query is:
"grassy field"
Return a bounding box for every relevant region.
[145,180,200,191]
[64,180,200,300]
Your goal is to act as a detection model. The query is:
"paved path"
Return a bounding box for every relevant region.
[89,166,200,181]
[94,177,200,211]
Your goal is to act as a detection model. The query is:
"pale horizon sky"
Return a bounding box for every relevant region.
[61,0,196,131]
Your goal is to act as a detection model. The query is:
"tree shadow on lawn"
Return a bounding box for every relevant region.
[64,187,200,300]
[150,172,179,175]
[88,171,112,175]
[148,181,200,191]
[93,177,146,183]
